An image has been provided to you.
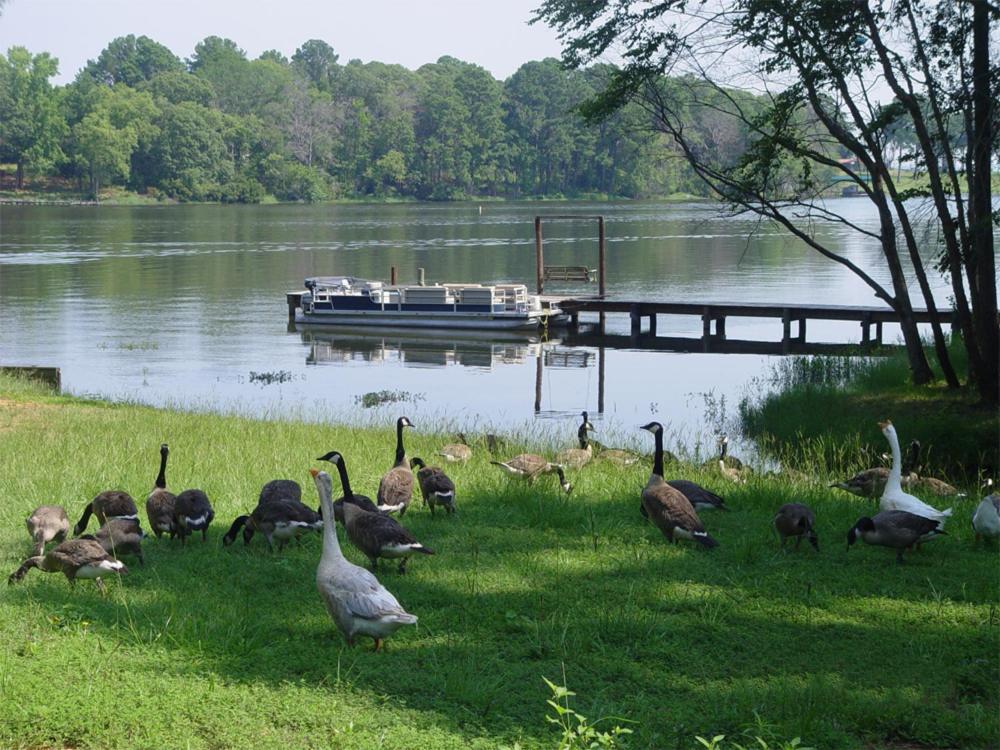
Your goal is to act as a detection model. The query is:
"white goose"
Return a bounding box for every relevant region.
[878,420,952,525]
[972,480,1000,542]
[311,468,417,651]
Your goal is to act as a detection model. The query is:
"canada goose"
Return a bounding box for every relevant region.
[25,505,70,556]
[639,480,729,519]
[772,503,819,551]
[410,457,457,515]
[830,467,891,499]
[258,479,303,505]
[437,433,472,463]
[715,435,749,483]
[490,454,573,494]
[317,451,401,521]
[145,443,176,539]
[73,490,138,535]
[222,497,323,550]
[93,517,145,565]
[378,416,416,516]
[908,475,965,498]
[341,501,434,574]
[972,482,1000,543]
[640,422,717,548]
[8,537,128,594]
[555,411,595,469]
[312,468,417,651]
[598,448,644,467]
[847,510,945,564]
[173,489,214,543]
[878,421,952,524]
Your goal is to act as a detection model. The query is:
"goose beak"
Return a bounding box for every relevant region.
[309,468,319,478]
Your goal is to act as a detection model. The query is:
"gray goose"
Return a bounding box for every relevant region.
[847,510,945,564]
[972,482,1000,542]
[772,503,819,551]
[317,451,400,520]
[830,467,891,499]
[490,453,573,494]
[173,489,214,543]
[378,416,416,516]
[222,496,322,550]
[8,537,128,593]
[555,412,595,469]
[312,468,417,651]
[639,480,728,519]
[145,443,177,539]
[73,490,138,535]
[92,518,145,564]
[410,457,457,515]
[640,422,718,548]
[25,505,69,556]
[437,433,472,463]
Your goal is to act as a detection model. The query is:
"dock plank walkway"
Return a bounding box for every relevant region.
[553,297,954,351]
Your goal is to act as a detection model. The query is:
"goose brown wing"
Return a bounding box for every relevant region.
[508,454,548,475]
[378,466,414,505]
[258,498,320,525]
[418,467,455,495]
[350,512,421,550]
[49,538,112,567]
[667,480,727,510]
[642,479,704,535]
[95,490,138,518]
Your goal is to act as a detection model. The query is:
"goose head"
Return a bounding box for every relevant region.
[398,416,415,430]
[410,457,426,470]
[878,419,895,439]
[847,517,875,549]
[316,451,343,464]
[310,468,335,503]
[554,465,573,494]
[580,411,595,432]
[639,421,663,434]
[160,443,169,456]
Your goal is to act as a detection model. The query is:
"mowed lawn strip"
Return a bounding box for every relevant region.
[0,377,996,749]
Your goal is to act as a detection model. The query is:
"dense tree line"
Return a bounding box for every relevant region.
[1,35,788,202]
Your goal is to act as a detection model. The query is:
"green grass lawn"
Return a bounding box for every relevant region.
[0,377,997,749]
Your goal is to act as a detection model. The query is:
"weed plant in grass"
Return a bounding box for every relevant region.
[0,375,997,749]
[740,348,999,480]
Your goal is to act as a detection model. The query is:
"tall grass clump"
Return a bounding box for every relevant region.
[739,345,997,479]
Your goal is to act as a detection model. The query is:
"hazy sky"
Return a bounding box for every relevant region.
[0,0,566,83]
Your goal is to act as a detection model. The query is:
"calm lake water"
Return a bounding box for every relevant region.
[0,200,951,455]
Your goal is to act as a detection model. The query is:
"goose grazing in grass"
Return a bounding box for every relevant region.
[73,490,138,535]
[437,433,472,463]
[878,420,952,525]
[410,458,456,515]
[830,467,891,499]
[317,451,402,520]
[490,454,573,494]
[145,443,176,539]
[258,479,303,505]
[772,503,819,551]
[222,497,323,551]
[312,468,417,651]
[25,505,70,556]
[640,422,718,548]
[897,440,965,497]
[93,518,145,565]
[378,416,416,516]
[8,537,128,594]
[847,510,945,564]
[173,489,214,543]
[972,481,1000,543]
[555,411,595,469]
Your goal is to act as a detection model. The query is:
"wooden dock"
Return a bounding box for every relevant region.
[554,298,954,352]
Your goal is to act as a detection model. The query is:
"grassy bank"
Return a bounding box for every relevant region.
[0,376,997,750]
[739,352,999,481]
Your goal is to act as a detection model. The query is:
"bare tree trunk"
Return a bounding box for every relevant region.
[15,161,23,190]
[969,0,998,405]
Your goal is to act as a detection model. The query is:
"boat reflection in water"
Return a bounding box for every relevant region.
[299,326,551,370]
[297,326,604,416]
